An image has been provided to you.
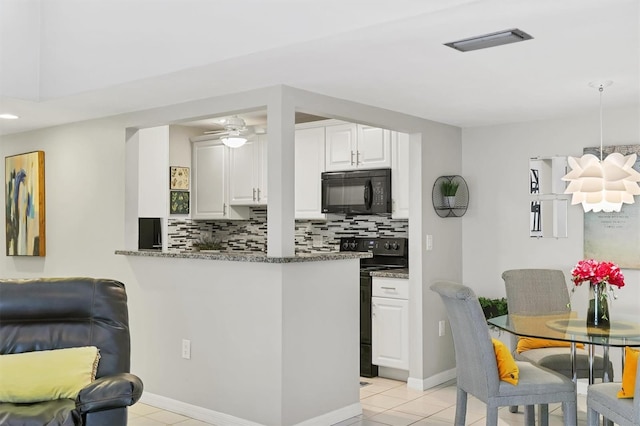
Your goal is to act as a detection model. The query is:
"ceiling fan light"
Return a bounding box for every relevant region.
[221,136,247,148]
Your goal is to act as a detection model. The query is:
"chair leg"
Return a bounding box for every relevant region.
[538,404,549,426]
[586,407,598,426]
[524,405,535,426]
[563,401,577,426]
[485,407,498,426]
[509,405,518,413]
[455,387,467,426]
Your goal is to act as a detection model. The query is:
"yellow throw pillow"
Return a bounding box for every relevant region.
[618,346,639,398]
[517,337,584,354]
[492,338,519,385]
[0,346,100,403]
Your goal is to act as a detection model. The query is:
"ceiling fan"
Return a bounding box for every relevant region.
[203,116,252,148]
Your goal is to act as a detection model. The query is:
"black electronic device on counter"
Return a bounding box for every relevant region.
[339,237,408,377]
[321,168,391,215]
[138,217,162,250]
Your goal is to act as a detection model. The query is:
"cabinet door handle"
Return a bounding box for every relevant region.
[253,188,256,202]
[381,286,397,291]
[223,203,227,215]
[350,151,355,165]
[257,188,261,201]
[356,151,361,165]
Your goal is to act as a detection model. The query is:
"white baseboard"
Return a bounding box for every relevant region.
[576,381,588,395]
[140,392,263,426]
[139,393,361,426]
[407,368,457,391]
[293,403,361,426]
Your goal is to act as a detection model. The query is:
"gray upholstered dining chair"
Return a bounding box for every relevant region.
[502,269,614,380]
[431,281,577,426]
[587,350,640,426]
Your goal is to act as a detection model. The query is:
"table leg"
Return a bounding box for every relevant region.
[571,342,577,383]
[602,346,610,382]
[589,343,595,384]
[570,342,578,424]
[602,346,613,426]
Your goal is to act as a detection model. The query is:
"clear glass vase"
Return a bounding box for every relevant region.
[586,282,610,328]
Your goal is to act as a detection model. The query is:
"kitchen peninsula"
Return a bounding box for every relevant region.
[117,248,371,425]
[116,249,369,263]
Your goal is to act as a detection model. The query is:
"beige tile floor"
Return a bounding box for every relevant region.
[128,376,589,425]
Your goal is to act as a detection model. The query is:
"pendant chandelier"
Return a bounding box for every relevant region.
[562,81,640,213]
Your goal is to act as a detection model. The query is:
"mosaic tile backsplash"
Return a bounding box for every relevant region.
[168,208,408,253]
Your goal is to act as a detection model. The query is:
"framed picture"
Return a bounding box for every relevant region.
[170,166,189,190]
[170,191,190,214]
[584,144,640,268]
[5,151,46,256]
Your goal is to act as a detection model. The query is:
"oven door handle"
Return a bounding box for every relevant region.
[364,180,373,210]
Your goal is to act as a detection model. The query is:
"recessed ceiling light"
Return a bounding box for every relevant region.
[0,113,19,120]
[445,28,533,52]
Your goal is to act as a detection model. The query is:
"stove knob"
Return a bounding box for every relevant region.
[384,242,390,250]
[391,242,399,250]
[349,241,357,250]
[342,242,350,251]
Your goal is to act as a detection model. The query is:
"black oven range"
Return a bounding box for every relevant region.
[339,237,408,377]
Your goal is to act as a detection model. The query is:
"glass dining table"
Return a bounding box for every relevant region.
[488,312,640,384]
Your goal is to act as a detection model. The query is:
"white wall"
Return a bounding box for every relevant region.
[462,106,640,378]
[1,117,129,276]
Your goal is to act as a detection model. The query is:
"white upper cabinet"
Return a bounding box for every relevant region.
[191,139,249,220]
[325,123,357,171]
[325,122,391,171]
[357,125,391,169]
[295,126,326,219]
[229,135,267,206]
[391,132,409,219]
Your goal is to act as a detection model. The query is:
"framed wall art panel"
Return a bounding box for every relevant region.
[5,151,46,256]
[583,144,640,269]
[170,191,190,215]
[170,166,190,190]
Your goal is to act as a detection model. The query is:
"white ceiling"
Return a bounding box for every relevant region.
[1,0,638,136]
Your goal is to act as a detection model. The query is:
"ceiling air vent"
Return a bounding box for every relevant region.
[444,28,533,52]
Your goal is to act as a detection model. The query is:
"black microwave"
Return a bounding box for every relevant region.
[321,168,392,215]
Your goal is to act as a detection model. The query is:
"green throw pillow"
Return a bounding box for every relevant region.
[0,346,100,403]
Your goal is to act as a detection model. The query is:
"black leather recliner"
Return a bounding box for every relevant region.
[0,277,143,426]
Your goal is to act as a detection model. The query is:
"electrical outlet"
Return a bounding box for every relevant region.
[438,320,446,337]
[312,236,323,248]
[425,234,433,251]
[182,339,191,359]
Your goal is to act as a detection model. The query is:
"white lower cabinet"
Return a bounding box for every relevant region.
[372,277,409,370]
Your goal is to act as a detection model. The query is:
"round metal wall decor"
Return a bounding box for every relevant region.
[432,175,469,217]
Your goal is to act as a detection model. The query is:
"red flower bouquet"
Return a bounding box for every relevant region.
[570,259,624,327]
[570,259,625,288]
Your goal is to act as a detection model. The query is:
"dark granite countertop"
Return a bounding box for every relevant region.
[370,268,409,279]
[115,250,372,263]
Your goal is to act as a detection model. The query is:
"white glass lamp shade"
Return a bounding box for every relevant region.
[221,136,247,148]
[562,153,640,212]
